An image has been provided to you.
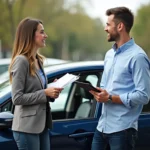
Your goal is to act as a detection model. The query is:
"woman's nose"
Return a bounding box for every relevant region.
[45,33,48,38]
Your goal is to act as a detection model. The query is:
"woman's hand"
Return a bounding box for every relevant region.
[45,87,63,99]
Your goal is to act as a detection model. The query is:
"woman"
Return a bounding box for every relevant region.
[9,17,62,150]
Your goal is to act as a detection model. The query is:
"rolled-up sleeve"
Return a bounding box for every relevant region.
[120,54,150,108]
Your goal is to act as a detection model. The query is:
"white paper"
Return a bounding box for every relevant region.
[48,73,79,88]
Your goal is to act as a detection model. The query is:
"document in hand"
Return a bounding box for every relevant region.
[48,73,79,88]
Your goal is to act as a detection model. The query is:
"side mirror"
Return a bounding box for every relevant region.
[0,112,14,129]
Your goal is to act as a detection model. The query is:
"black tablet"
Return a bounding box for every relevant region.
[75,81,100,92]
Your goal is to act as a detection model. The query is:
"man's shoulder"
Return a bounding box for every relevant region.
[131,44,148,58]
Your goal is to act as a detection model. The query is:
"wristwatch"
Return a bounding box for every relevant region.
[107,95,112,102]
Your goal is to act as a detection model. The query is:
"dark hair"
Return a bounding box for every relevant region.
[106,7,134,33]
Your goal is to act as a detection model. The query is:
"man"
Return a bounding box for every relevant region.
[90,7,150,150]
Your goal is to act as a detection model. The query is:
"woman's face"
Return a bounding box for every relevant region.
[34,23,48,48]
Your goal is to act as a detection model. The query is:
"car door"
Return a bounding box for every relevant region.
[0,98,18,150]
[135,103,150,150]
[48,70,103,150]
[0,68,103,150]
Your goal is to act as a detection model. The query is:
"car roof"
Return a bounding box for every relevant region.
[43,58,69,66]
[0,60,104,84]
[0,58,69,66]
[0,57,69,83]
[0,58,11,65]
[44,60,104,78]
[45,60,104,73]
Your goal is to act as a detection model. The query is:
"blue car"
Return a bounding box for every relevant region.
[0,61,150,150]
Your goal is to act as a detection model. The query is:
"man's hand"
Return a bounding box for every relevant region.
[90,87,109,103]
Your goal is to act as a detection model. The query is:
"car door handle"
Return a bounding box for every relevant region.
[69,132,94,138]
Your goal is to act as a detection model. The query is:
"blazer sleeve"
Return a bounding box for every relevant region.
[11,55,47,105]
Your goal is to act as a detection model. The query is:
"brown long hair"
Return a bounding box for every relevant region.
[9,17,45,82]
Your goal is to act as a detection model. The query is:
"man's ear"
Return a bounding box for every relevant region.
[117,22,124,31]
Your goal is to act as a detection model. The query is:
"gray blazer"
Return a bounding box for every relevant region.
[11,55,53,134]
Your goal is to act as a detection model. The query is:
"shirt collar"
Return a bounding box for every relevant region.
[112,38,135,54]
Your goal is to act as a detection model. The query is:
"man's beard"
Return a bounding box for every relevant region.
[107,31,119,42]
[108,36,115,42]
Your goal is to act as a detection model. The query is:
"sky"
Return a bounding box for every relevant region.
[85,0,150,24]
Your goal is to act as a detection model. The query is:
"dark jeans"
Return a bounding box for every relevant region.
[91,128,138,150]
[13,128,50,150]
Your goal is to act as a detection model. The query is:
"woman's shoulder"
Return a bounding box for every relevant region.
[15,55,28,64]
[15,55,28,61]
[13,55,29,69]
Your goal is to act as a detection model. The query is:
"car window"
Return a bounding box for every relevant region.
[49,71,102,121]
[0,69,103,121]
[0,101,12,112]
[0,81,11,98]
[0,81,12,113]
[50,84,71,111]
[82,75,98,102]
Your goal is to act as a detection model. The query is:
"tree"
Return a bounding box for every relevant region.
[132,3,150,57]
[0,0,109,60]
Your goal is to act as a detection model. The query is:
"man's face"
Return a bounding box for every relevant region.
[104,14,120,42]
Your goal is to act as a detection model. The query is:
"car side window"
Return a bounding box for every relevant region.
[49,71,102,120]
[50,83,71,111]
[0,100,12,112]
[82,75,98,103]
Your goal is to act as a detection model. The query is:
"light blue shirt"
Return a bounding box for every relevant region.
[97,38,150,133]
[38,69,46,89]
